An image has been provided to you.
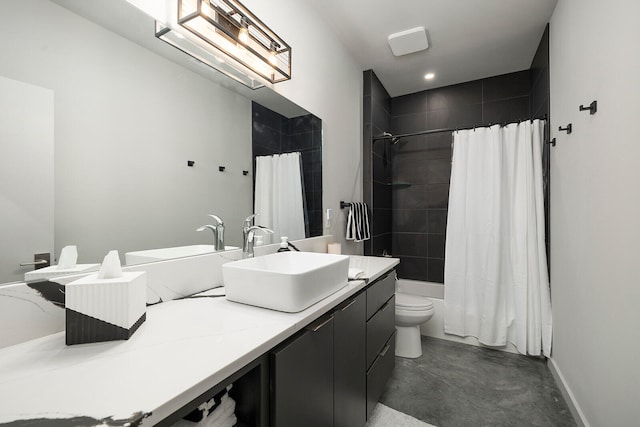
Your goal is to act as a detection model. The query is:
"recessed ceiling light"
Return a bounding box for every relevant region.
[424,73,435,80]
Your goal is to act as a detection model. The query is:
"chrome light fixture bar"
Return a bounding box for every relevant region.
[155,0,291,89]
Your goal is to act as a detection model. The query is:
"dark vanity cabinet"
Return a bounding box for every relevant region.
[271,268,396,427]
[334,292,367,427]
[271,314,335,427]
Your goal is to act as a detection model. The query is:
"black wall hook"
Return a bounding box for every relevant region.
[219,166,225,172]
[187,160,195,167]
[579,100,597,115]
[558,124,572,134]
[243,170,249,176]
[547,138,557,147]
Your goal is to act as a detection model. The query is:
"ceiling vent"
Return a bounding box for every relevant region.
[387,27,429,56]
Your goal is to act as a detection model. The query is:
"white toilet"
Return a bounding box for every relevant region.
[395,291,435,358]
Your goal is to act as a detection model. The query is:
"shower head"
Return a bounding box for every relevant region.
[382,131,401,145]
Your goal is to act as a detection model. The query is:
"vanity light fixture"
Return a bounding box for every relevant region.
[155,0,291,89]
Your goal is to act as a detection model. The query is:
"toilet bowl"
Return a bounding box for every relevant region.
[395,292,434,358]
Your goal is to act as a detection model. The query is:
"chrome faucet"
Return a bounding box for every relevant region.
[243,225,274,258]
[242,214,258,247]
[196,214,225,250]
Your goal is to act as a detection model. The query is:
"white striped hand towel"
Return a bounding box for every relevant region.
[346,202,371,242]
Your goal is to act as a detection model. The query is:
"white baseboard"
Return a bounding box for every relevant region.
[547,358,589,427]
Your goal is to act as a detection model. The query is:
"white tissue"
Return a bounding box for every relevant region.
[97,250,123,279]
[57,245,78,269]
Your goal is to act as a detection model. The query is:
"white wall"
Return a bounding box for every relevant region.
[549,1,640,425]
[0,0,253,263]
[241,0,365,254]
[0,77,54,283]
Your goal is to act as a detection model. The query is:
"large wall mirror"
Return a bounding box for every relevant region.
[0,0,322,285]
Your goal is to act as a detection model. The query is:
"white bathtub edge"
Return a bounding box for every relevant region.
[396,279,520,355]
[418,297,519,354]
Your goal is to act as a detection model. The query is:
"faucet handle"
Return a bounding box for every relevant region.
[247,225,274,234]
[246,225,274,241]
[208,214,224,225]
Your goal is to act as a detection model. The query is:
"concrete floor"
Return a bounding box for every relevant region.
[380,336,576,427]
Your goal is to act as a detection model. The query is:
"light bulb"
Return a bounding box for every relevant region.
[238,16,249,45]
[424,72,435,80]
[268,41,280,67]
[238,27,249,44]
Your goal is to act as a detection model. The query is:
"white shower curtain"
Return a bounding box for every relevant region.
[254,152,306,242]
[444,120,552,357]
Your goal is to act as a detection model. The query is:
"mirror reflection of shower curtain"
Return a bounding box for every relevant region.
[254,152,306,242]
[444,119,552,357]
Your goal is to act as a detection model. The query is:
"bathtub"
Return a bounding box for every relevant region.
[396,279,519,354]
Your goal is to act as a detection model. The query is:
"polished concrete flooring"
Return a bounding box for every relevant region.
[380,336,576,427]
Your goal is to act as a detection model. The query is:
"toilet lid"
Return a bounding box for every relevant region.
[395,292,433,310]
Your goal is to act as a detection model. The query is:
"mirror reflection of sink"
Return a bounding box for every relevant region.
[125,245,239,265]
[222,251,350,312]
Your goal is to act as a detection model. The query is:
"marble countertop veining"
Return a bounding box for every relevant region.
[0,256,398,426]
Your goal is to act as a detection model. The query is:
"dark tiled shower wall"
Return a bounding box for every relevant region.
[530,24,551,271]
[391,70,532,282]
[251,102,323,237]
[531,25,550,120]
[363,70,393,256]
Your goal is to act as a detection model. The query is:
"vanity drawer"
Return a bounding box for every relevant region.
[366,269,395,320]
[366,332,396,420]
[366,294,395,368]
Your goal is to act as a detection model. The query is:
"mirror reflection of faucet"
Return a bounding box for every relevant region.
[242,214,258,245]
[196,214,225,251]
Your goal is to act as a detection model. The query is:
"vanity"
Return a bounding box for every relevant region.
[0,255,398,427]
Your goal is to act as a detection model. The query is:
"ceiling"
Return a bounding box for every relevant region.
[308,0,558,97]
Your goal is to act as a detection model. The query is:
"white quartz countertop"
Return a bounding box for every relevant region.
[0,255,398,426]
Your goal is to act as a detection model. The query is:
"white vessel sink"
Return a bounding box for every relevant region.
[223,251,350,312]
[125,244,239,265]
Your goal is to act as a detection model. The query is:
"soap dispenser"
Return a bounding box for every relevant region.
[277,236,291,252]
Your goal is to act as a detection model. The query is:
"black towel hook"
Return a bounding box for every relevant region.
[558,124,572,134]
[579,100,597,115]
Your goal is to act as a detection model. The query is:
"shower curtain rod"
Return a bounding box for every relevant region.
[372,115,547,142]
